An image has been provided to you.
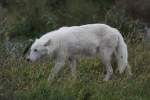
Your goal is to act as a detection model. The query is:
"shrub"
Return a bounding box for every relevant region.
[0,0,113,38]
[105,7,145,43]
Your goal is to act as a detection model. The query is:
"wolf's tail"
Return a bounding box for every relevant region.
[115,34,128,74]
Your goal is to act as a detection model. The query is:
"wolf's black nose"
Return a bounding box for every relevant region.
[26,58,30,62]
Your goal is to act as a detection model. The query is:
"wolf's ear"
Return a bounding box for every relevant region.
[44,39,51,46]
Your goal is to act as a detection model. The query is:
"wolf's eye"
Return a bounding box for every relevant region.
[34,49,38,52]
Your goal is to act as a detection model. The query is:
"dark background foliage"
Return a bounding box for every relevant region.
[0,0,148,39]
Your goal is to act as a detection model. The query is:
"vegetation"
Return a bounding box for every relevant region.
[0,41,150,100]
[0,0,150,100]
[0,0,113,38]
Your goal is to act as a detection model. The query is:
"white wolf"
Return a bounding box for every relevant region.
[27,23,132,81]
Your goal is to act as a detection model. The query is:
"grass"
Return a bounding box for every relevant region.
[0,41,150,100]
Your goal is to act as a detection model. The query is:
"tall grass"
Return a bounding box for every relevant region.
[0,39,150,100]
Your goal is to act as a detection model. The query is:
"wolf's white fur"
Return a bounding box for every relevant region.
[28,23,132,81]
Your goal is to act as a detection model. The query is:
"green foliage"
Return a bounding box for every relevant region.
[0,0,113,38]
[105,7,145,43]
[0,0,145,40]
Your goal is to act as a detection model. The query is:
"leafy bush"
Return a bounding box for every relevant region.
[105,7,145,43]
[0,0,113,38]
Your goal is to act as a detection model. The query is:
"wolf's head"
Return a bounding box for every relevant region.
[27,38,51,61]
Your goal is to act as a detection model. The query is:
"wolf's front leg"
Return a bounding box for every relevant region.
[68,57,77,79]
[48,56,65,82]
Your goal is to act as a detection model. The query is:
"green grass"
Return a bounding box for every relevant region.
[0,42,150,100]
